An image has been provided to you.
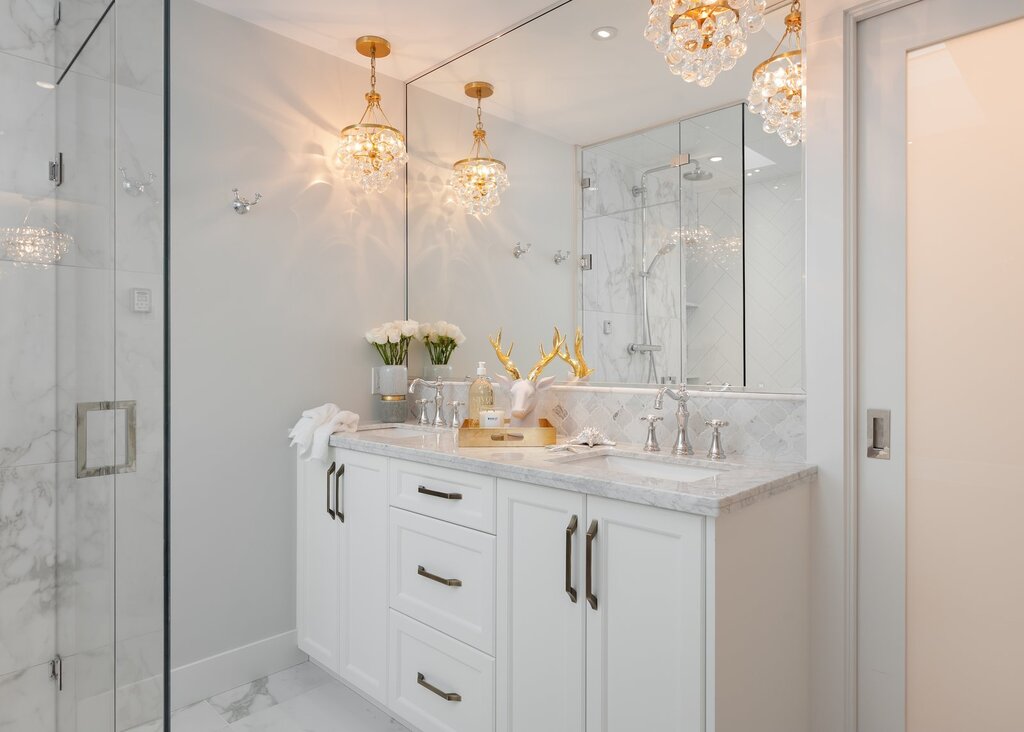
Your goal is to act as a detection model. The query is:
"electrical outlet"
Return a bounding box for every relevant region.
[130,288,152,313]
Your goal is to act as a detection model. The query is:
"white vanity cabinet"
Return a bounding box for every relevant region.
[296,448,389,704]
[297,446,810,732]
[497,479,810,732]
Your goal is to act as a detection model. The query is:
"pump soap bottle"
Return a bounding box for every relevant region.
[468,362,494,426]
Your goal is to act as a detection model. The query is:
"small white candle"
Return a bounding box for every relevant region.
[480,410,505,428]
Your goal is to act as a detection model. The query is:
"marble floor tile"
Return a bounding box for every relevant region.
[271,682,406,732]
[207,662,331,724]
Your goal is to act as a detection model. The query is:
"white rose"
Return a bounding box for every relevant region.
[400,320,418,338]
[385,326,402,343]
[451,327,466,345]
[435,320,449,335]
[416,322,431,340]
[365,329,376,344]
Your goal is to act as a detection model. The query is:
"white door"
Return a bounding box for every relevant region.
[296,455,342,673]
[858,3,1024,730]
[496,480,585,732]
[335,448,389,704]
[584,496,704,732]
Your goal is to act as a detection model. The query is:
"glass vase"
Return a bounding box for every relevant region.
[423,363,454,381]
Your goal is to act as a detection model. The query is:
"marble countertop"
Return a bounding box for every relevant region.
[325,423,816,517]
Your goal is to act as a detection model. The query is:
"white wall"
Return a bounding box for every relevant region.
[169,0,406,690]
[406,85,575,381]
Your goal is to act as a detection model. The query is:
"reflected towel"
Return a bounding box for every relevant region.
[289,404,359,462]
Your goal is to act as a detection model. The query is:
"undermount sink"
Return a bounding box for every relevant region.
[555,453,727,482]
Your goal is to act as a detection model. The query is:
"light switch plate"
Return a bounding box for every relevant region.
[130,288,152,313]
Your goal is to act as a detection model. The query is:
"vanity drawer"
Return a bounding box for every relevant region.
[390,459,495,533]
[388,610,495,732]
[390,508,495,654]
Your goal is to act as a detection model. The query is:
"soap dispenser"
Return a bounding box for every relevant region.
[468,361,495,426]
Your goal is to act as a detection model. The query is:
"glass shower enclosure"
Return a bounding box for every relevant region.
[0,1,166,729]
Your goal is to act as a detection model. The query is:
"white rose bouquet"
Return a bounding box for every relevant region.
[416,320,467,365]
[365,320,420,365]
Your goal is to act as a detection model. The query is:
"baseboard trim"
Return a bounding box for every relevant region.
[170,630,308,710]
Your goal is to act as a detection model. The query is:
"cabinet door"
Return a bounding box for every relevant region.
[296,455,341,674]
[335,448,389,704]
[585,497,705,732]
[497,480,585,732]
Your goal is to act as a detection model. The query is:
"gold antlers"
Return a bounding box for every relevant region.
[532,329,567,381]
[553,327,594,379]
[488,329,522,380]
[491,328,567,382]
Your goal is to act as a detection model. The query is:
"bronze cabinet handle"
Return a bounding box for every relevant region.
[586,519,598,610]
[417,672,461,702]
[417,485,463,501]
[326,462,336,521]
[565,515,578,603]
[335,464,345,523]
[417,565,463,587]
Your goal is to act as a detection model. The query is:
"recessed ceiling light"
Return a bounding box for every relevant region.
[36,80,55,90]
[709,156,723,162]
[591,26,617,40]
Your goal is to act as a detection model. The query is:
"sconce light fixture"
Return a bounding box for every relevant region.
[450,81,510,216]
[336,35,407,193]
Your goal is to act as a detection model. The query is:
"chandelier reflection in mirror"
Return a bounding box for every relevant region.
[449,81,510,216]
[748,0,805,146]
[0,211,72,266]
[336,35,408,193]
[645,0,767,88]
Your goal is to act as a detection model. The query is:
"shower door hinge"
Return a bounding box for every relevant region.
[50,655,63,691]
[580,177,592,190]
[49,153,64,186]
[579,254,593,271]
[53,1,61,26]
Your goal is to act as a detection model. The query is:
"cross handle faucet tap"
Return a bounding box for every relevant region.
[654,385,694,456]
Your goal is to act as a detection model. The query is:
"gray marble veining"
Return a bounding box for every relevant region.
[326,423,815,517]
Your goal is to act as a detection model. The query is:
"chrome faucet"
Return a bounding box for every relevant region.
[654,385,693,456]
[409,379,446,427]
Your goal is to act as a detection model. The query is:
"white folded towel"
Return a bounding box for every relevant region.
[289,404,359,463]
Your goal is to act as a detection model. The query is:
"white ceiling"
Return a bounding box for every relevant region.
[410,0,792,147]
[194,0,565,80]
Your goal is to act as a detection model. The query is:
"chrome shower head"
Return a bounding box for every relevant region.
[683,162,713,181]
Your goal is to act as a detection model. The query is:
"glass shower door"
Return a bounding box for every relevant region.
[52,2,165,731]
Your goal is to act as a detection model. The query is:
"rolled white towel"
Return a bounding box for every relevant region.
[310,410,359,463]
[289,403,340,459]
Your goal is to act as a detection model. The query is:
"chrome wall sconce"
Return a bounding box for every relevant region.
[512,241,532,259]
[232,188,262,215]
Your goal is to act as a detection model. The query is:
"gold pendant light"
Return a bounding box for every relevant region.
[335,35,408,193]
[645,0,767,88]
[748,1,805,146]
[449,82,510,216]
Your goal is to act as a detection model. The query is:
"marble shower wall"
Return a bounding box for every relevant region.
[409,382,806,462]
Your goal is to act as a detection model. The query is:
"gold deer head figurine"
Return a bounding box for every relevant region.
[489,328,566,426]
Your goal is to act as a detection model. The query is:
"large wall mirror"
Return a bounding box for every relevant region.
[407,0,805,393]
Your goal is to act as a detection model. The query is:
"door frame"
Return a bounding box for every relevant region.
[846,1,1024,729]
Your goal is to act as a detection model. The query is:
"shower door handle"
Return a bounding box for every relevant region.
[76,401,137,478]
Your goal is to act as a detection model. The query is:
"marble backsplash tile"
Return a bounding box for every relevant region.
[409,382,806,462]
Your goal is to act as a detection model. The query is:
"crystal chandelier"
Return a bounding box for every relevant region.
[336,36,408,193]
[449,82,510,216]
[748,1,805,146]
[0,215,72,266]
[645,0,767,88]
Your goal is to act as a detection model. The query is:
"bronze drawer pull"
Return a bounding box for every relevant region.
[417,672,462,702]
[565,515,578,603]
[326,462,337,521]
[335,464,345,523]
[417,565,463,587]
[586,519,598,610]
[417,485,463,501]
